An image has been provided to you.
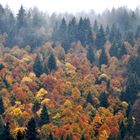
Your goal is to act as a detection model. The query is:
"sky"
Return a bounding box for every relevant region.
[0,0,140,14]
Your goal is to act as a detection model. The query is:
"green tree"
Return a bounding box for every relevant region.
[33,54,43,77]
[47,132,53,140]
[68,17,77,44]
[93,20,98,33]
[48,53,57,72]
[17,6,26,29]
[99,92,108,108]
[86,92,95,106]
[32,100,40,113]
[86,46,95,64]
[99,48,108,66]
[96,24,106,49]
[80,135,86,140]
[1,122,13,140]
[0,97,4,115]
[66,134,72,140]
[16,130,23,140]
[39,105,50,127]
[26,118,38,140]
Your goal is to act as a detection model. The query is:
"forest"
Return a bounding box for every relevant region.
[0,4,140,140]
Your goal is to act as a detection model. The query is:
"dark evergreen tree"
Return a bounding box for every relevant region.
[68,17,77,44]
[86,46,95,64]
[86,92,94,106]
[95,25,106,49]
[16,6,26,29]
[126,103,132,118]
[83,18,93,46]
[32,100,40,113]
[105,24,110,40]
[16,130,23,140]
[77,17,84,45]
[0,97,4,115]
[33,54,43,77]
[80,135,86,140]
[109,24,121,42]
[99,92,108,108]
[135,25,140,40]
[47,132,53,140]
[125,31,134,45]
[0,64,4,71]
[66,134,73,140]
[99,48,108,66]
[48,53,57,72]
[57,18,68,50]
[93,20,98,33]
[26,118,37,140]
[39,105,50,127]
[1,122,13,140]
[120,122,126,139]
[60,135,64,140]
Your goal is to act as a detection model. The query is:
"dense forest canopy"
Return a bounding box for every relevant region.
[0,4,140,140]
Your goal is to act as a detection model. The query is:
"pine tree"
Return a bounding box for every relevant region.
[86,92,94,106]
[0,97,4,115]
[16,130,23,140]
[26,118,37,140]
[1,122,13,140]
[0,64,4,71]
[80,135,86,140]
[68,17,77,44]
[93,20,98,33]
[86,46,95,64]
[39,105,50,127]
[99,92,108,108]
[33,54,43,77]
[17,6,26,29]
[48,53,57,72]
[48,132,53,140]
[66,134,73,140]
[99,48,108,66]
[32,100,40,113]
[96,24,106,49]
[120,122,126,139]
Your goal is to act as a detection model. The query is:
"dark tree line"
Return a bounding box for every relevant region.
[1,4,140,51]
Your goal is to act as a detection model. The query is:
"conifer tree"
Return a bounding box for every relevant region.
[39,105,50,127]
[33,54,43,77]
[1,122,13,140]
[99,48,108,66]
[48,53,57,72]
[0,97,4,115]
[86,46,95,64]
[26,118,37,140]
[96,25,106,49]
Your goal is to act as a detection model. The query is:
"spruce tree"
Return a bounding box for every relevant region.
[87,46,95,64]
[32,100,40,113]
[16,130,23,140]
[68,17,77,44]
[1,122,13,140]
[86,92,94,106]
[99,92,108,108]
[80,135,86,140]
[39,105,50,127]
[0,97,4,115]
[48,53,57,72]
[99,48,108,66]
[96,25,106,49]
[33,54,43,77]
[66,134,73,140]
[48,132,53,140]
[0,64,4,71]
[26,118,37,140]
